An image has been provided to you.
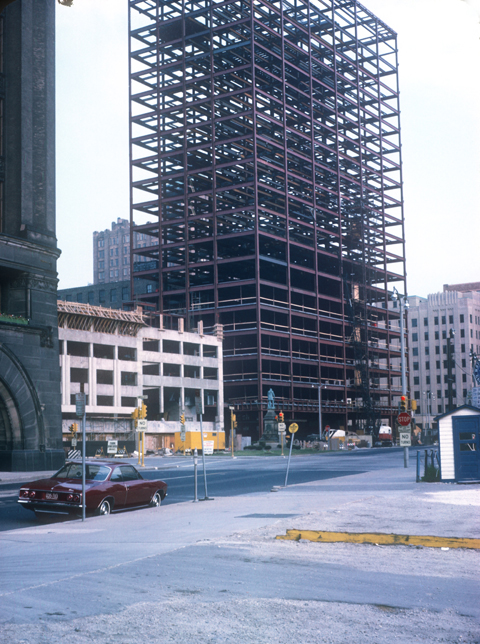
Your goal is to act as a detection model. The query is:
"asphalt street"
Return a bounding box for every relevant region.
[0,448,412,531]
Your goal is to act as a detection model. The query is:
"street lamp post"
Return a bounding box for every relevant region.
[392,287,409,467]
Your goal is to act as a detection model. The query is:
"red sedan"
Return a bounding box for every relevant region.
[18,461,167,517]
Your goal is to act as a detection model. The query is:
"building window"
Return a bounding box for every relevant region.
[460,329,465,337]
[99,290,105,303]
[442,330,446,339]
[98,250,104,259]
[438,404,442,413]
[412,333,418,342]
[122,287,129,300]
[436,375,441,384]
[437,390,442,398]
[462,359,466,368]
[436,361,440,369]
[424,318,428,326]
[88,291,94,305]
[413,362,419,371]
[426,376,430,385]
[425,361,430,370]
[98,238,105,247]
[463,389,467,398]
[435,346,440,355]
[110,289,117,302]
[425,347,429,356]
[411,318,417,327]
[449,315,453,324]
[98,261,104,270]
[76,293,83,303]
[424,332,429,341]
[414,391,420,400]
[118,346,136,361]
[442,346,447,354]
[434,316,439,325]
[164,363,181,377]
[413,347,418,356]
[435,331,439,340]
[462,374,467,383]
[460,314,464,323]
[99,272,104,280]
[441,315,446,325]
[413,376,419,385]
[121,372,137,386]
[443,360,448,369]
[97,395,114,406]
[97,370,114,385]
[461,344,466,353]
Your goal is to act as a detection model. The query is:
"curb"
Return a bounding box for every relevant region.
[276,529,480,550]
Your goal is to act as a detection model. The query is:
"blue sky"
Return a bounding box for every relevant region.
[55,0,480,297]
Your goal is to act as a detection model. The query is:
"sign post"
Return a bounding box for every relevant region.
[284,423,299,487]
[75,391,86,522]
[196,391,213,501]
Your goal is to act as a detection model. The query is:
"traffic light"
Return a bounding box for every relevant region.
[410,399,417,411]
[232,413,237,429]
[131,408,139,420]
[69,423,78,435]
[400,395,407,412]
[180,412,185,425]
[140,403,147,419]
[279,412,284,422]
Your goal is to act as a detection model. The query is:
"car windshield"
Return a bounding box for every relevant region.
[53,463,111,481]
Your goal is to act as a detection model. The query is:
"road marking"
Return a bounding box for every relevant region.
[276,529,480,550]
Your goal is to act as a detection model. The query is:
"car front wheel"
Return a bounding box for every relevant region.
[96,499,112,516]
[149,492,162,507]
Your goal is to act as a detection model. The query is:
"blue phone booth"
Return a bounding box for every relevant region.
[435,405,480,483]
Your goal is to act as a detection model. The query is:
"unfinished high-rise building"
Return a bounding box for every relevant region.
[129,0,407,440]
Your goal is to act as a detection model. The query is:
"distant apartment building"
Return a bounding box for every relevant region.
[58,301,224,451]
[58,281,130,309]
[93,218,158,285]
[407,284,480,436]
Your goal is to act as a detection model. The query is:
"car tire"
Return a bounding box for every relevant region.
[96,499,112,516]
[149,491,162,507]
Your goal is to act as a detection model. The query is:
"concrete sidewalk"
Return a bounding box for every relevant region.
[1,458,479,644]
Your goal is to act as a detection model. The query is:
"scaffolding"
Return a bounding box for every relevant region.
[129,0,406,439]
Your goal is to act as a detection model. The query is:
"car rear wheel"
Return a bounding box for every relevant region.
[149,491,162,507]
[96,499,112,516]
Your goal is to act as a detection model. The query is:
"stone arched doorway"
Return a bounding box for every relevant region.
[0,378,23,451]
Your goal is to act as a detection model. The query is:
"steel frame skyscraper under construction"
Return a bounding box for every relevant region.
[129,0,407,441]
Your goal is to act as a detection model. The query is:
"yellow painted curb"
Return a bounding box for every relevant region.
[276,529,480,550]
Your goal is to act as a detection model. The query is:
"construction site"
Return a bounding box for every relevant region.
[128,0,407,442]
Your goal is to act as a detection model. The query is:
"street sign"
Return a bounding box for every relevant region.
[195,395,202,415]
[75,392,86,418]
[399,432,411,447]
[397,412,411,427]
[278,422,286,431]
[180,429,186,442]
[71,438,77,447]
[203,440,214,455]
[288,423,299,434]
[107,440,118,454]
[136,419,147,431]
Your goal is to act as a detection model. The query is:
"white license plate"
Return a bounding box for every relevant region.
[46,492,58,500]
